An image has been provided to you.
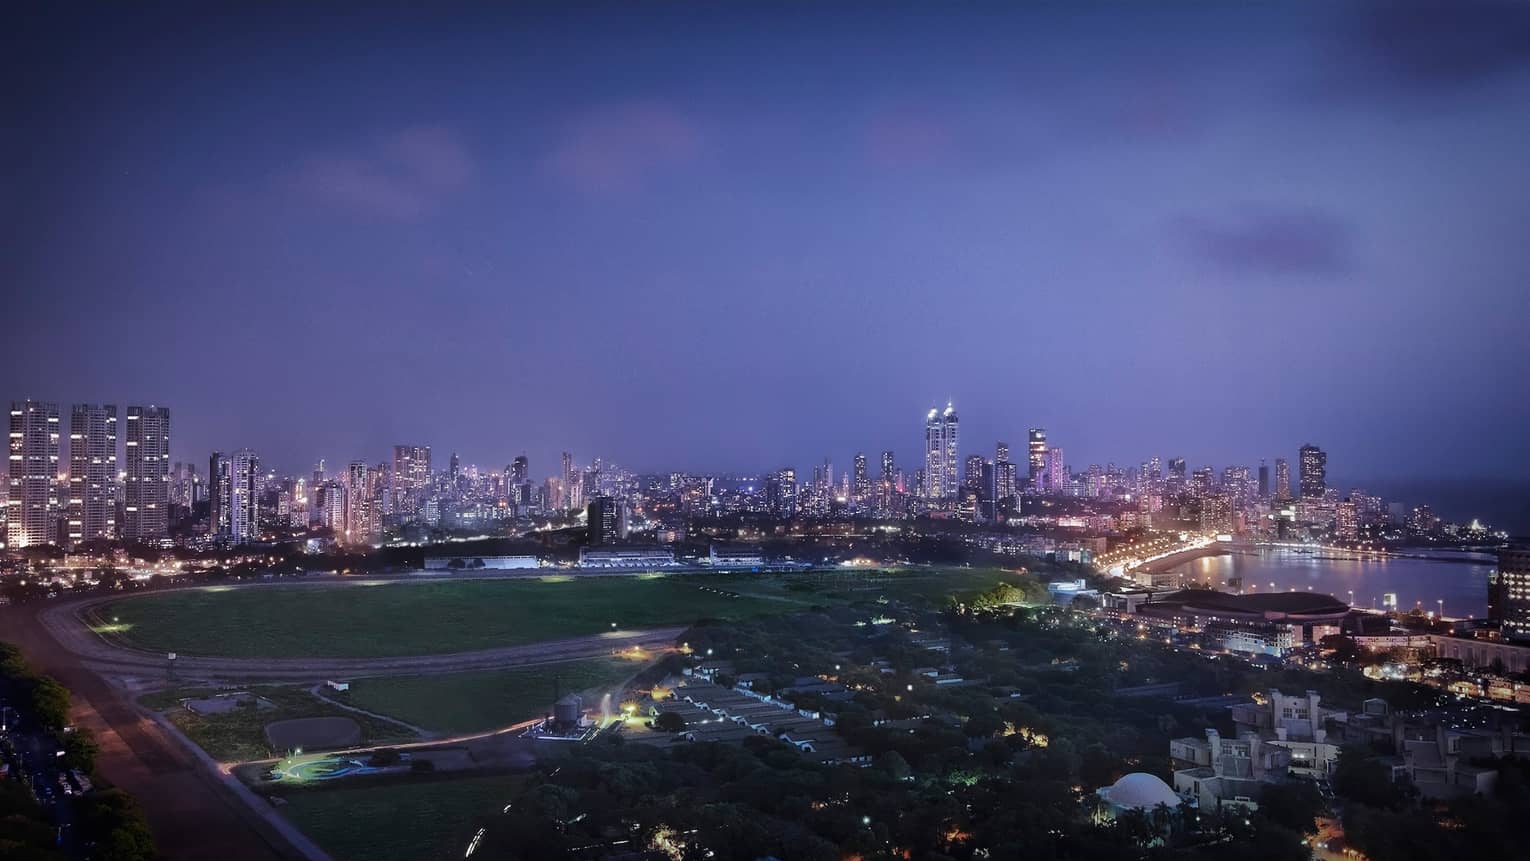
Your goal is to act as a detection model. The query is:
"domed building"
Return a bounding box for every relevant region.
[1095,772,1182,820]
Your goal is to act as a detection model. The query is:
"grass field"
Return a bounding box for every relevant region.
[99,567,1036,659]
[280,774,525,861]
[142,685,414,762]
[341,657,638,735]
[98,575,801,658]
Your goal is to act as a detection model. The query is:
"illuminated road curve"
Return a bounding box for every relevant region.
[37,592,684,682]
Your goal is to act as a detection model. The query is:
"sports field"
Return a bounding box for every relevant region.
[342,657,638,735]
[97,575,797,658]
[280,774,526,861]
[97,567,1038,659]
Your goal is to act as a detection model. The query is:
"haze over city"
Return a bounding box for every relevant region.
[5,5,1530,861]
[7,2,1530,479]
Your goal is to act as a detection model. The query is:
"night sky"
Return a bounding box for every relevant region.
[5,2,1529,482]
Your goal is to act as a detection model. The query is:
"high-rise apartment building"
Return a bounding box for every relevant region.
[963,454,986,496]
[1047,447,1065,494]
[123,405,170,542]
[852,452,869,504]
[1274,458,1291,500]
[1027,428,1047,492]
[995,442,1016,502]
[228,448,260,544]
[1489,544,1530,641]
[209,452,230,535]
[586,495,627,545]
[561,451,577,509]
[923,404,959,500]
[1299,444,1327,499]
[7,400,60,548]
[68,403,118,544]
[346,460,375,541]
[767,467,797,517]
[391,445,431,516]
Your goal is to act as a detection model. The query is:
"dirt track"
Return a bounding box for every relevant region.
[43,593,683,682]
[4,585,686,860]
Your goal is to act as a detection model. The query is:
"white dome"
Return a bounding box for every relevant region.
[1099,773,1180,810]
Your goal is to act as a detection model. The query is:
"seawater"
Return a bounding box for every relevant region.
[1171,547,1496,618]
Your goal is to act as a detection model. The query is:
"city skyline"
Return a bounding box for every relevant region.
[6,3,1529,482]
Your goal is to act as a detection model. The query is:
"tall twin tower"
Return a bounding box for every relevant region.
[923,403,960,500]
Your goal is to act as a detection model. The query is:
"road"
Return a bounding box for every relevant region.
[2,587,687,861]
[1,697,82,858]
[3,604,311,860]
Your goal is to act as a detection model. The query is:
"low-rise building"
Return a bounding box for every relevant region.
[579,545,677,568]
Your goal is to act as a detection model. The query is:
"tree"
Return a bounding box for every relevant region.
[59,728,100,774]
[1258,781,1325,833]
[30,677,72,729]
[1332,746,1406,810]
[653,711,687,733]
[875,750,912,781]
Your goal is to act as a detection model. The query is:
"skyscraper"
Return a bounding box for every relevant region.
[1490,544,1530,641]
[1298,444,1326,499]
[994,442,1015,502]
[346,460,373,540]
[561,451,576,509]
[1027,428,1047,492]
[923,404,959,500]
[766,467,797,517]
[228,448,259,544]
[1257,460,1270,499]
[209,452,230,536]
[586,495,627,545]
[852,452,869,504]
[1274,458,1291,501]
[391,445,431,516]
[880,450,894,481]
[123,405,170,542]
[7,400,60,548]
[68,403,117,544]
[1047,447,1065,495]
[963,454,986,495]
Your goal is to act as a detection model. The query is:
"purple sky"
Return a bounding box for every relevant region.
[5,2,1530,481]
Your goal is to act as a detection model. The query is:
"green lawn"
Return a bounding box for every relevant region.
[280,774,524,861]
[341,657,639,735]
[98,575,799,658]
[143,685,413,762]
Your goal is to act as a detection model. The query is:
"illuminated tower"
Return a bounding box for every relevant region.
[68,403,118,544]
[1047,447,1066,494]
[1027,428,1047,492]
[1274,458,1291,501]
[994,442,1015,502]
[228,448,260,544]
[391,445,431,516]
[123,405,170,542]
[923,404,959,500]
[852,452,869,504]
[1298,445,1326,499]
[7,400,60,548]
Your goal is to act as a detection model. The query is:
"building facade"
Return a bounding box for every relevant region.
[123,405,170,542]
[7,400,60,548]
[923,404,959,501]
[68,403,118,544]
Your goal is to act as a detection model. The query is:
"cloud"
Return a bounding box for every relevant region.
[861,105,955,167]
[1335,1,1530,91]
[1174,207,1353,277]
[546,101,704,194]
[296,126,473,220]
